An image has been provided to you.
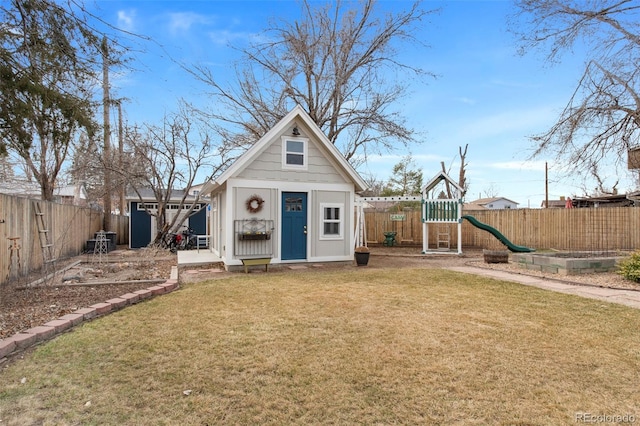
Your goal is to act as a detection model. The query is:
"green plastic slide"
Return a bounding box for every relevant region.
[462,215,535,253]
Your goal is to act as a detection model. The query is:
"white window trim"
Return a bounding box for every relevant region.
[281,136,308,170]
[137,202,158,211]
[319,203,344,240]
[137,202,202,212]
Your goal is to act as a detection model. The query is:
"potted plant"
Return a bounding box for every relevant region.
[354,246,370,266]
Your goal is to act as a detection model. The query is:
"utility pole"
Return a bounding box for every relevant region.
[102,36,112,231]
[545,162,549,209]
[118,101,125,215]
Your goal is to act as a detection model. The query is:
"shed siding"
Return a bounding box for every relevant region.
[130,201,152,249]
[232,186,279,260]
[237,137,347,184]
[129,201,207,249]
[310,190,352,259]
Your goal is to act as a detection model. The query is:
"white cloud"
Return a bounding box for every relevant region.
[488,160,547,171]
[117,10,136,32]
[207,29,268,47]
[362,153,444,165]
[457,105,559,141]
[490,79,543,90]
[207,29,251,46]
[455,96,476,105]
[168,12,212,35]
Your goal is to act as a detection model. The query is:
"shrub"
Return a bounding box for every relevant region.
[617,251,640,282]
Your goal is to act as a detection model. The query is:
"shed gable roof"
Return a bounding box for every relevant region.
[202,105,367,193]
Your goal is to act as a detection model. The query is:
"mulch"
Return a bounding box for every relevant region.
[1,248,176,340]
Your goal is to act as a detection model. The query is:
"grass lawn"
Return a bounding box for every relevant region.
[1,268,639,425]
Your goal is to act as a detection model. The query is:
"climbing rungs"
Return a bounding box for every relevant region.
[33,200,55,265]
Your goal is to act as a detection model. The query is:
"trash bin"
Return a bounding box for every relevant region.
[383,231,397,247]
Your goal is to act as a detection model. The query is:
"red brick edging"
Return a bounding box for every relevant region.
[0,278,179,360]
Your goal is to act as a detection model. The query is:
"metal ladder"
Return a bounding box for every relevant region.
[33,201,56,266]
[92,230,109,265]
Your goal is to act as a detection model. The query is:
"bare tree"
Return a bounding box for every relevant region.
[121,105,236,245]
[458,144,469,199]
[66,132,102,202]
[583,160,620,196]
[511,0,640,187]
[360,174,386,197]
[483,183,500,199]
[190,0,435,167]
[67,129,130,210]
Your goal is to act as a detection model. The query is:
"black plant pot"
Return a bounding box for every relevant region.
[355,252,370,266]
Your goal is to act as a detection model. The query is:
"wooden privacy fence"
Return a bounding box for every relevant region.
[1,193,129,286]
[364,207,640,252]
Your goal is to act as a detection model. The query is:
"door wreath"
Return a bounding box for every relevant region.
[246,194,265,214]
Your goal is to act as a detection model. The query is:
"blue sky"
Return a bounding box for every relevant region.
[88,0,633,208]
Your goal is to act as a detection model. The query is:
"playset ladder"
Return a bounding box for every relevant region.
[437,223,450,249]
[33,201,56,265]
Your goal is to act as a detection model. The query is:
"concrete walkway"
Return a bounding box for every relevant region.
[446,266,640,309]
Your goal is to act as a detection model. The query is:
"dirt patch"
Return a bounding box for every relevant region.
[364,246,640,290]
[179,245,640,291]
[0,247,176,339]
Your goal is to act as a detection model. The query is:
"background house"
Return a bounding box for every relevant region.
[0,180,88,206]
[541,196,575,208]
[462,201,487,211]
[201,105,367,270]
[572,193,634,208]
[468,197,518,210]
[55,184,88,206]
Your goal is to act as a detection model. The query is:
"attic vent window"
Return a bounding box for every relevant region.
[282,137,307,170]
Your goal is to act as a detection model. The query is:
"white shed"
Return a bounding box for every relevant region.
[201,105,368,271]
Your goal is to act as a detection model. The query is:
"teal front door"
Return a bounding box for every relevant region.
[282,192,307,260]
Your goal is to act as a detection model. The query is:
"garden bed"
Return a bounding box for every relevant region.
[512,251,623,275]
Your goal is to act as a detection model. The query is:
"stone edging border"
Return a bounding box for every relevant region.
[0,267,180,362]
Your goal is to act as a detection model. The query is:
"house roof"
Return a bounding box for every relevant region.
[541,199,570,208]
[469,197,519,206]
[0,180,41,197]
[201,105,368,194]
[0,181,87,200]
[463,203,487,211]
[126,188,202,202]
[572,193,633,207]
[55,184,87,199]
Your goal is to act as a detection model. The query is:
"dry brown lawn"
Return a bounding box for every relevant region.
[1,268,639,425]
